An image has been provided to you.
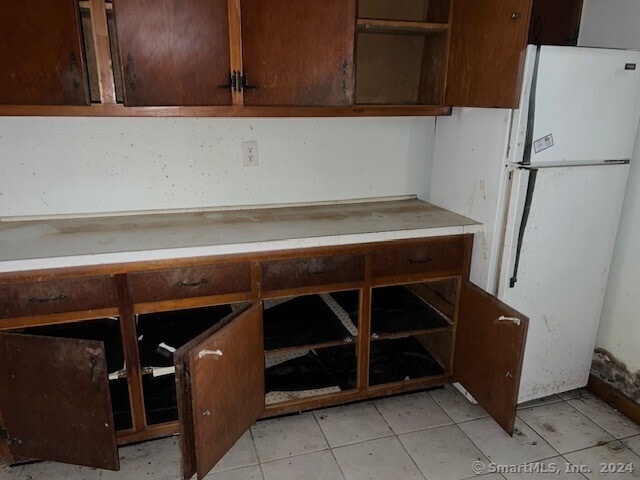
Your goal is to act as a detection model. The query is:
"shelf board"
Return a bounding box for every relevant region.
[371,325,452,342]
[265,337,356,356]
[357,18,449,34]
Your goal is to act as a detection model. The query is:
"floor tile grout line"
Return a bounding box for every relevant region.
[560,452,594,480]
[565,395,640,441]
[424,388,460,426]
[248,428,267,480]
[311,411,348,480]
[371,401,428,480]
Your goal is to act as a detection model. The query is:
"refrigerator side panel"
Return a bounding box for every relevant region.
[430,108,512,293]
[500,164,630,402]
[531,47,640,165]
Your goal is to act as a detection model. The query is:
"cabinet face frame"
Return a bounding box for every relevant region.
[0,333,119,470]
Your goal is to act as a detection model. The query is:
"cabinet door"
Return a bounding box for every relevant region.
[528,0,583,46]
[445,0,533,108]
[0,333,118,470]
[112,0,232,106]
[0,0,89,105]
[241,0,356,106]
[175,304,264,480]
[454,281,528,435]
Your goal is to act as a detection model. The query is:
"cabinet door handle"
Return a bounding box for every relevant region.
[407,258,433,264]
[511,12,521,20]
[28,294,67,303]
[177,279,208,288]
[497,315,521,326]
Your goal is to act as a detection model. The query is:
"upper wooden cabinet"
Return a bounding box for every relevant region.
[112,0,232,106]
[529,0,583,46]
[446,0,533,108]
[0,0,89,106]
[241,0,356,107]
[0,0,533,115]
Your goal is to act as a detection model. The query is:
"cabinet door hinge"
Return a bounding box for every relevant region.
[0,426,22,446]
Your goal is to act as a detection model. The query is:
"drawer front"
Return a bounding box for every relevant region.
[262,254,365,292]
[0,276,118,319]
[373,238,466,278]
[128,263,251,304]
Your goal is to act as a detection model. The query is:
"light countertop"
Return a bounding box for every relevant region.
[0,198,481,273]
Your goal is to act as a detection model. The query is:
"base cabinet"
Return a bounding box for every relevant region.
[0,235,528,478]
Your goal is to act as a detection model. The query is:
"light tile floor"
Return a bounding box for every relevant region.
[3,387,640,480]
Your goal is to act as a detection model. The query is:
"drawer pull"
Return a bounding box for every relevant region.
[28,294,67,303]
[407,258,433,264]
[305,269,326,276]
[177,279,208,288]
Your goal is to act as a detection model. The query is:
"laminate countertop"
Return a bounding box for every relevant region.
[0,197,481,273]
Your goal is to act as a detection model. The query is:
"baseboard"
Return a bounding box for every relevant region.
[587,374,640,426]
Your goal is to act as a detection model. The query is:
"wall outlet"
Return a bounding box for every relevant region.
[242,141,259,167]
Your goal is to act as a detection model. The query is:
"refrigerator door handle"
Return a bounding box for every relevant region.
[509,170,538,288]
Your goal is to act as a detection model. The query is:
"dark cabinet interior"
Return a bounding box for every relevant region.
[0,0,534,115]
[0,236,528,476]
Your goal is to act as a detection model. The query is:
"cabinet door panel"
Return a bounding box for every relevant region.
[454,280,528,434]
[241,0,356,106]
[446,0,533,108]
[0,333,118,470]
[0,0,89,105]
[113,0,232,106]
[529,0,583,46]
[175,304,264,480]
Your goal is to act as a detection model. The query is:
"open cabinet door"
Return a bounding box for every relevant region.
[175,304,264,480]
[454,281,529,434]
[0,333,119,470]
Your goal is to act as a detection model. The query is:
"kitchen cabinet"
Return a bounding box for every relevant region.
[0,0,89,106]
[241,0,356,107]
[112,0,232,106]
[0,235,528,478]
[0,0,532,116]
[446,0,533,108]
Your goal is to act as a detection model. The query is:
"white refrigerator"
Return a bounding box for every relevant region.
[430,45,640,403]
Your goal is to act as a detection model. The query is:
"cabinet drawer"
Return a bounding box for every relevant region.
[373,238,466,278]
[127,263,251,304]
[262,254,365,292]
[0,276,118,319]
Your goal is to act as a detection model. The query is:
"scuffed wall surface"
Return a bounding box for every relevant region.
[0,117,434,218]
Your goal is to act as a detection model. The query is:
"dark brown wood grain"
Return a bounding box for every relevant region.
[0,276,118,319]
[0,0,89,105]
[445,0,533,108]
[241,0,356,106]
[176,304,264,480]
[0,333,119,469]
[372,237,465,278]
[262,254,366,292]
[112,0,232,106]
[528,0,583,46]
[127,263,251,304]
[359,0,450,23]
[454,280,529,435]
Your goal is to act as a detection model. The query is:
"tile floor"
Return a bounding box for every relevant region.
[3,387,640,480]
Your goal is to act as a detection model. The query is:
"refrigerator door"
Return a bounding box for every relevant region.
[527,46,640,166]
[498,164,629,402]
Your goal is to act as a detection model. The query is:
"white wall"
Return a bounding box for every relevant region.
[579,0,640,383]
[0,117,434,218]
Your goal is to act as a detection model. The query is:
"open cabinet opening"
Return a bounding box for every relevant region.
[263,291,359,405]
[358,0,450,23]
[365,279,457,386]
